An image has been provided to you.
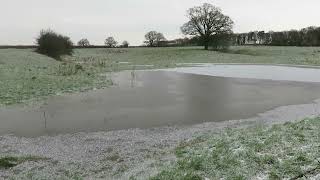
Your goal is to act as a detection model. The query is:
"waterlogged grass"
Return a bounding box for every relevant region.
[1,46,320,105]
[151,118,320,180]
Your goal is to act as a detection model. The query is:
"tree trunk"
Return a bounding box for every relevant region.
[204,36,209,50]
[204,41,209,50]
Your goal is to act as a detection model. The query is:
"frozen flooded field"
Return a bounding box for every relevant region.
[2,65,320,136]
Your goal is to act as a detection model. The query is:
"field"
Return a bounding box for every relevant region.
[1,46,320,179]
[1,46,320,106]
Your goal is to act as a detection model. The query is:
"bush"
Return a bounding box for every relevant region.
[36,29,73,60]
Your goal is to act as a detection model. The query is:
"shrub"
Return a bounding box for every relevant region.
[36,29,73,60]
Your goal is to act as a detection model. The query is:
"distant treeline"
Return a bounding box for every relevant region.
[3,26,320,49]
[0,45,37,49]
[233,26,320,46]
[0,45,115,49]
[0,39,201,49]
[150,37,201,47]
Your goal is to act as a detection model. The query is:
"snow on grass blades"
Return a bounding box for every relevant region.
[152,117,320,180]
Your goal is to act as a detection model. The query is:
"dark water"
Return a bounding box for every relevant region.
[2,71,320,137]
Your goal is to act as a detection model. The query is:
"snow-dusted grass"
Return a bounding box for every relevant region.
[0,49,113,106]
[73,46,320,67]
[152,117,320,180]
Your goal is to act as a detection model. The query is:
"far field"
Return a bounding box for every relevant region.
[1,46,320,105]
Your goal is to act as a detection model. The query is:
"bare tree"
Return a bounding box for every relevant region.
[77,38,90,47]
[144,31,157,46]
[105,37,118,48]
[122,41,129,48]
[144,31,166,47]
[181,3,234,50]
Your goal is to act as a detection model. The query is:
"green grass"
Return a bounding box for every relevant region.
[151,117,320,180]
[1,46,320,105]
[0,156,47,169]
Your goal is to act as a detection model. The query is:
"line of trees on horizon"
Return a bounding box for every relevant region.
[3,25,320,51]
[234,26,320,46]
[76,37,129,48]
[75,31,197,48]
[74,26,320,49]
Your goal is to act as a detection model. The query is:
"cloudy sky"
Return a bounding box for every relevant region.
[1,0,319,45]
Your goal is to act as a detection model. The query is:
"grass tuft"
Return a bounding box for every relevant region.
[0,156,47,169]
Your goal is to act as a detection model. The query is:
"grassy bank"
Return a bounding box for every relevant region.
[1,46,320,105]
[2,117,319,179]
[151,117,320,180]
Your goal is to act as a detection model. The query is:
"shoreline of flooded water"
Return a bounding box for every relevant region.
[1,98,320,179]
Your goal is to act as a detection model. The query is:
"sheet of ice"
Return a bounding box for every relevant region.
[167,64,320,83]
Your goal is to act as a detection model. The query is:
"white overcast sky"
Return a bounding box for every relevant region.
[0,0,319,45]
